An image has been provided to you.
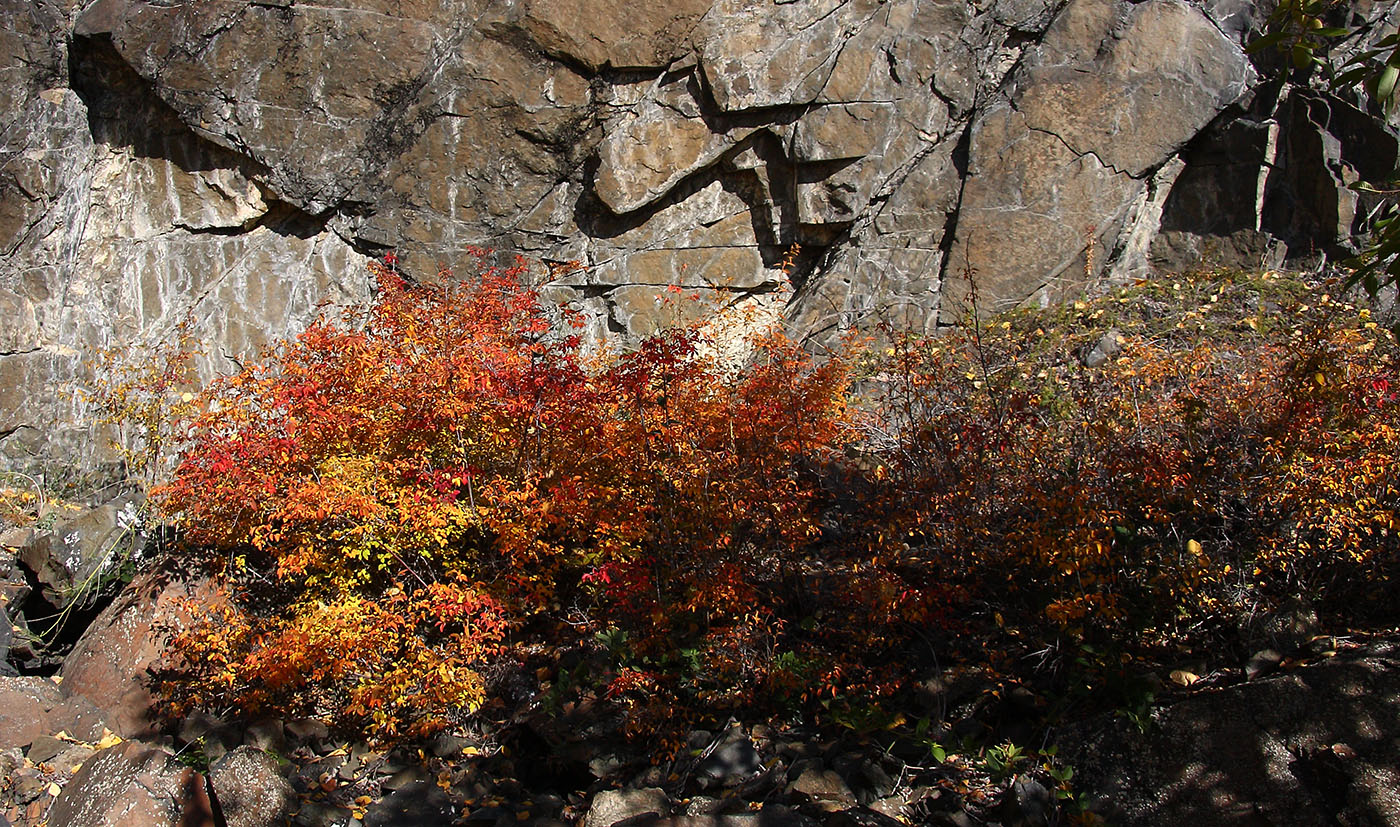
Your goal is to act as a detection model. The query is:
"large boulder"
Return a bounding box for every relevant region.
[4,491,154,672]
[71,0,457,214]
[59,566,219,739]
[46,740,215,827]
[943,0,1254,317]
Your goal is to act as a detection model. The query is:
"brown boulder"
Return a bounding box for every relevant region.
[73,0,453,213]
[787,766,856,813]
[16,492,145,611]
[0,676,61,749]
[945,0,1254,317]
[47,740,214,827]
[60,567,219,739]
[0,675,105,749]
[208,747,294,827]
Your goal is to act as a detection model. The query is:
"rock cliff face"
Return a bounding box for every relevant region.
[1,0,1396,480]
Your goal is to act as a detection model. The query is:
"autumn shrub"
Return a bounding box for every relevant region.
[162,581,508,737]
[148,254,1399,743]
[858,271,1400,665]
[153,254,851,738]
[89,318,202,488]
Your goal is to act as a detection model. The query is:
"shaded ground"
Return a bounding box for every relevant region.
[1066,634,1400,826]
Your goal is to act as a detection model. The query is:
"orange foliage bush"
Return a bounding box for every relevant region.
[162,581,507,738]
[149,257,1399,742]
[861,272,1400,656]
[154,254,850,737]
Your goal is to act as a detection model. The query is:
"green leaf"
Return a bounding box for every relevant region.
[1292,43,1315,70]
[1377,65,1399,104]
[1246,31,1287,53]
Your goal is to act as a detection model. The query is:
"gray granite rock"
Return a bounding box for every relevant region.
[1,0,1397,484]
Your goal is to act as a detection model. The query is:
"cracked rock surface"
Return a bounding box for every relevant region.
[1,0,1396,480]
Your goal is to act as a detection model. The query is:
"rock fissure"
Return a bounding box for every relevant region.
[1023,122,1139,178]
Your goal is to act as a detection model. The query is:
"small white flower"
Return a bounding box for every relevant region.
[116,502,142,531]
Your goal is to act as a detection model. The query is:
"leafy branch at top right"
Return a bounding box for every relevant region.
[1253,0,1400,310]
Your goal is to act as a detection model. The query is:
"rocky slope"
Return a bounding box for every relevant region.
[3,579,1398,827]
[2,0,1397,482]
